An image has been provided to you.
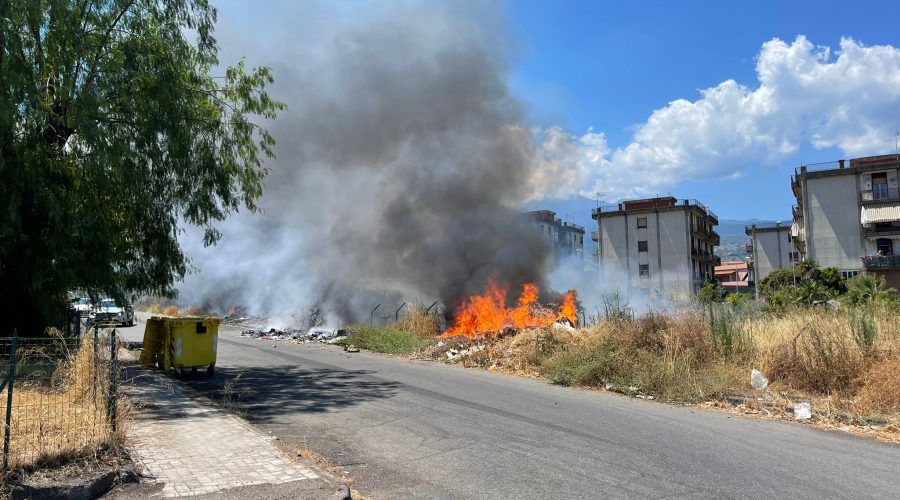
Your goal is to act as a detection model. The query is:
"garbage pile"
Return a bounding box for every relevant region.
[240,327,349,344]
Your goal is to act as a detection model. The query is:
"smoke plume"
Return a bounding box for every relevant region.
[176,2,577,325]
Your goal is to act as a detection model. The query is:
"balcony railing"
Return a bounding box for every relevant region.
[861,255,900,269]
[691,249,717,262]
[861,186,900,202]
[590,230,599,242]
[745,243,753,253]
[593,199,717,222]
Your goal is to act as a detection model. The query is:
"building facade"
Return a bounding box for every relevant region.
[526,210,585,261]
[592,197,720,297]
[715,261,752,293]
[746,222,795,294]
[791,154,900,287]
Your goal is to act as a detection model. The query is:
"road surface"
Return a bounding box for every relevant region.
[119,318,900,499]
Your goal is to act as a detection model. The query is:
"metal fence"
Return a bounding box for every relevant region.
[0,326,119,470]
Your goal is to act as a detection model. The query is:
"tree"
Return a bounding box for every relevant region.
[0,0,284,333]
[758,259,847,311]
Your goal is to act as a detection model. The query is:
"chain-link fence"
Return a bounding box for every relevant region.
[0,326,120,470]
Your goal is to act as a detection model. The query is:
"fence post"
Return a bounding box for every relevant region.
[108,329,118,433]
[3,328,18,471]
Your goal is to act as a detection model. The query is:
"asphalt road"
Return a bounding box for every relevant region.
[120,318,900,499]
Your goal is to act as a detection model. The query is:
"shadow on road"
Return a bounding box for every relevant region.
[173,364,400,422]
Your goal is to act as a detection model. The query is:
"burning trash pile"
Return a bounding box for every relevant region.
[442,279,576,339]
[423,280,578,364]
[240,327,349,344]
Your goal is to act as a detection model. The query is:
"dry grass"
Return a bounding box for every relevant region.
[852,358,900,414]
[0,335,125,472]
[396,309,440,336]
[437,305,900,426]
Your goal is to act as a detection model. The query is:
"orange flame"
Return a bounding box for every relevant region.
[442,279,577,338]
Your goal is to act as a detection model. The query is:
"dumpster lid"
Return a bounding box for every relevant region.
[149,315,222,325]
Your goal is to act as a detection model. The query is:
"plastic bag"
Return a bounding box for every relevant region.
[794,402,811,420]
[750,369,769,390]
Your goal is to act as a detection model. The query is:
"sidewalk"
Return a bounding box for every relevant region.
[116,363,336,498]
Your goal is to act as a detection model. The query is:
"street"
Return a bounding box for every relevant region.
[120,318,900,499]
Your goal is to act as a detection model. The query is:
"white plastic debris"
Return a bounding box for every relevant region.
[794,402,811,420]
[750,369,769,390]
[436,341,445,348]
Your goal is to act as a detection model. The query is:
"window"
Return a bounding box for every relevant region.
[841,270,859,280]
[637,217,647,228]
[876,238,893,256]
[639,264,649,277]
[637,240,648,252]
[872,173,889,200]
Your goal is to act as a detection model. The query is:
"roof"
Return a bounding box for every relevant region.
[715,261,749,272]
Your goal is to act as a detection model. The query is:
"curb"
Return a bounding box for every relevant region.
[9,471,116,500]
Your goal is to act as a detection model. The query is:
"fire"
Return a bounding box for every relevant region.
[442,279,577,338]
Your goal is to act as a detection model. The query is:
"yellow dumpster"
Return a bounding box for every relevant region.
[139,316,221,376]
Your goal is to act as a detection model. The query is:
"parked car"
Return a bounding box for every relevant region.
[71,297,92,317]
[93,298,135,327]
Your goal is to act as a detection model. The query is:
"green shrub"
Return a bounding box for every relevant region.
[848,306,877,349]
[845,273,897,307]
[347,324,436,355]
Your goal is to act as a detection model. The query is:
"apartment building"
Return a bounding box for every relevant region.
[592,197,720,297]
[791,154,900,287]
[746,222,796,292]
[526,210,585,261]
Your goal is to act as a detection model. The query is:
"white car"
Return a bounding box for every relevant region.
[93,298,135,327]
[71,297,92,317]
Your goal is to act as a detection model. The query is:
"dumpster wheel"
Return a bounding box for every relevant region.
[207,364,215,376]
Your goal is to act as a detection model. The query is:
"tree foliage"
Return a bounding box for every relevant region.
[0,0,284,333]
[845,273,897,307]
[758,259,848,312]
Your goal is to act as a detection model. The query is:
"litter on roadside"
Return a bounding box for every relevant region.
[750,369,769,390]
[794,402,812,420]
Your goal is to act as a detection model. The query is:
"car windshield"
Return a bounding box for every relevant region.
[100,299,117,308]
[75,298,91,305]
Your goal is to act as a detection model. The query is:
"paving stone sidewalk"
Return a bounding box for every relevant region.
[123,365,331,498]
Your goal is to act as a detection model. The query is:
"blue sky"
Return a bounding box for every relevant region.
[506,0,900,220]
[212,0,900,225]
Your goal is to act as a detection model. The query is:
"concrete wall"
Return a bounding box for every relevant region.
[598,209,693,297]
[805,174,863,271]
[753,228,792,281]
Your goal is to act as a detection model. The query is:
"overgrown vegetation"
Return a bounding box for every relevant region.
[434,297,900,421]
[347,310,439,355]
[0,332,124,470]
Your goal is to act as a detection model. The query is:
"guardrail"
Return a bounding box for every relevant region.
[862,254,900,269]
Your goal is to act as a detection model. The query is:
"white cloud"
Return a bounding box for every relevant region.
[554,36,900,200]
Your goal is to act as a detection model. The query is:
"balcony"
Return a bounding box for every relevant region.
[691,248,717,263]
[745,243,753,253]
[591,230,599,242]
[861,255,900,269]
[861,187,900,203]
